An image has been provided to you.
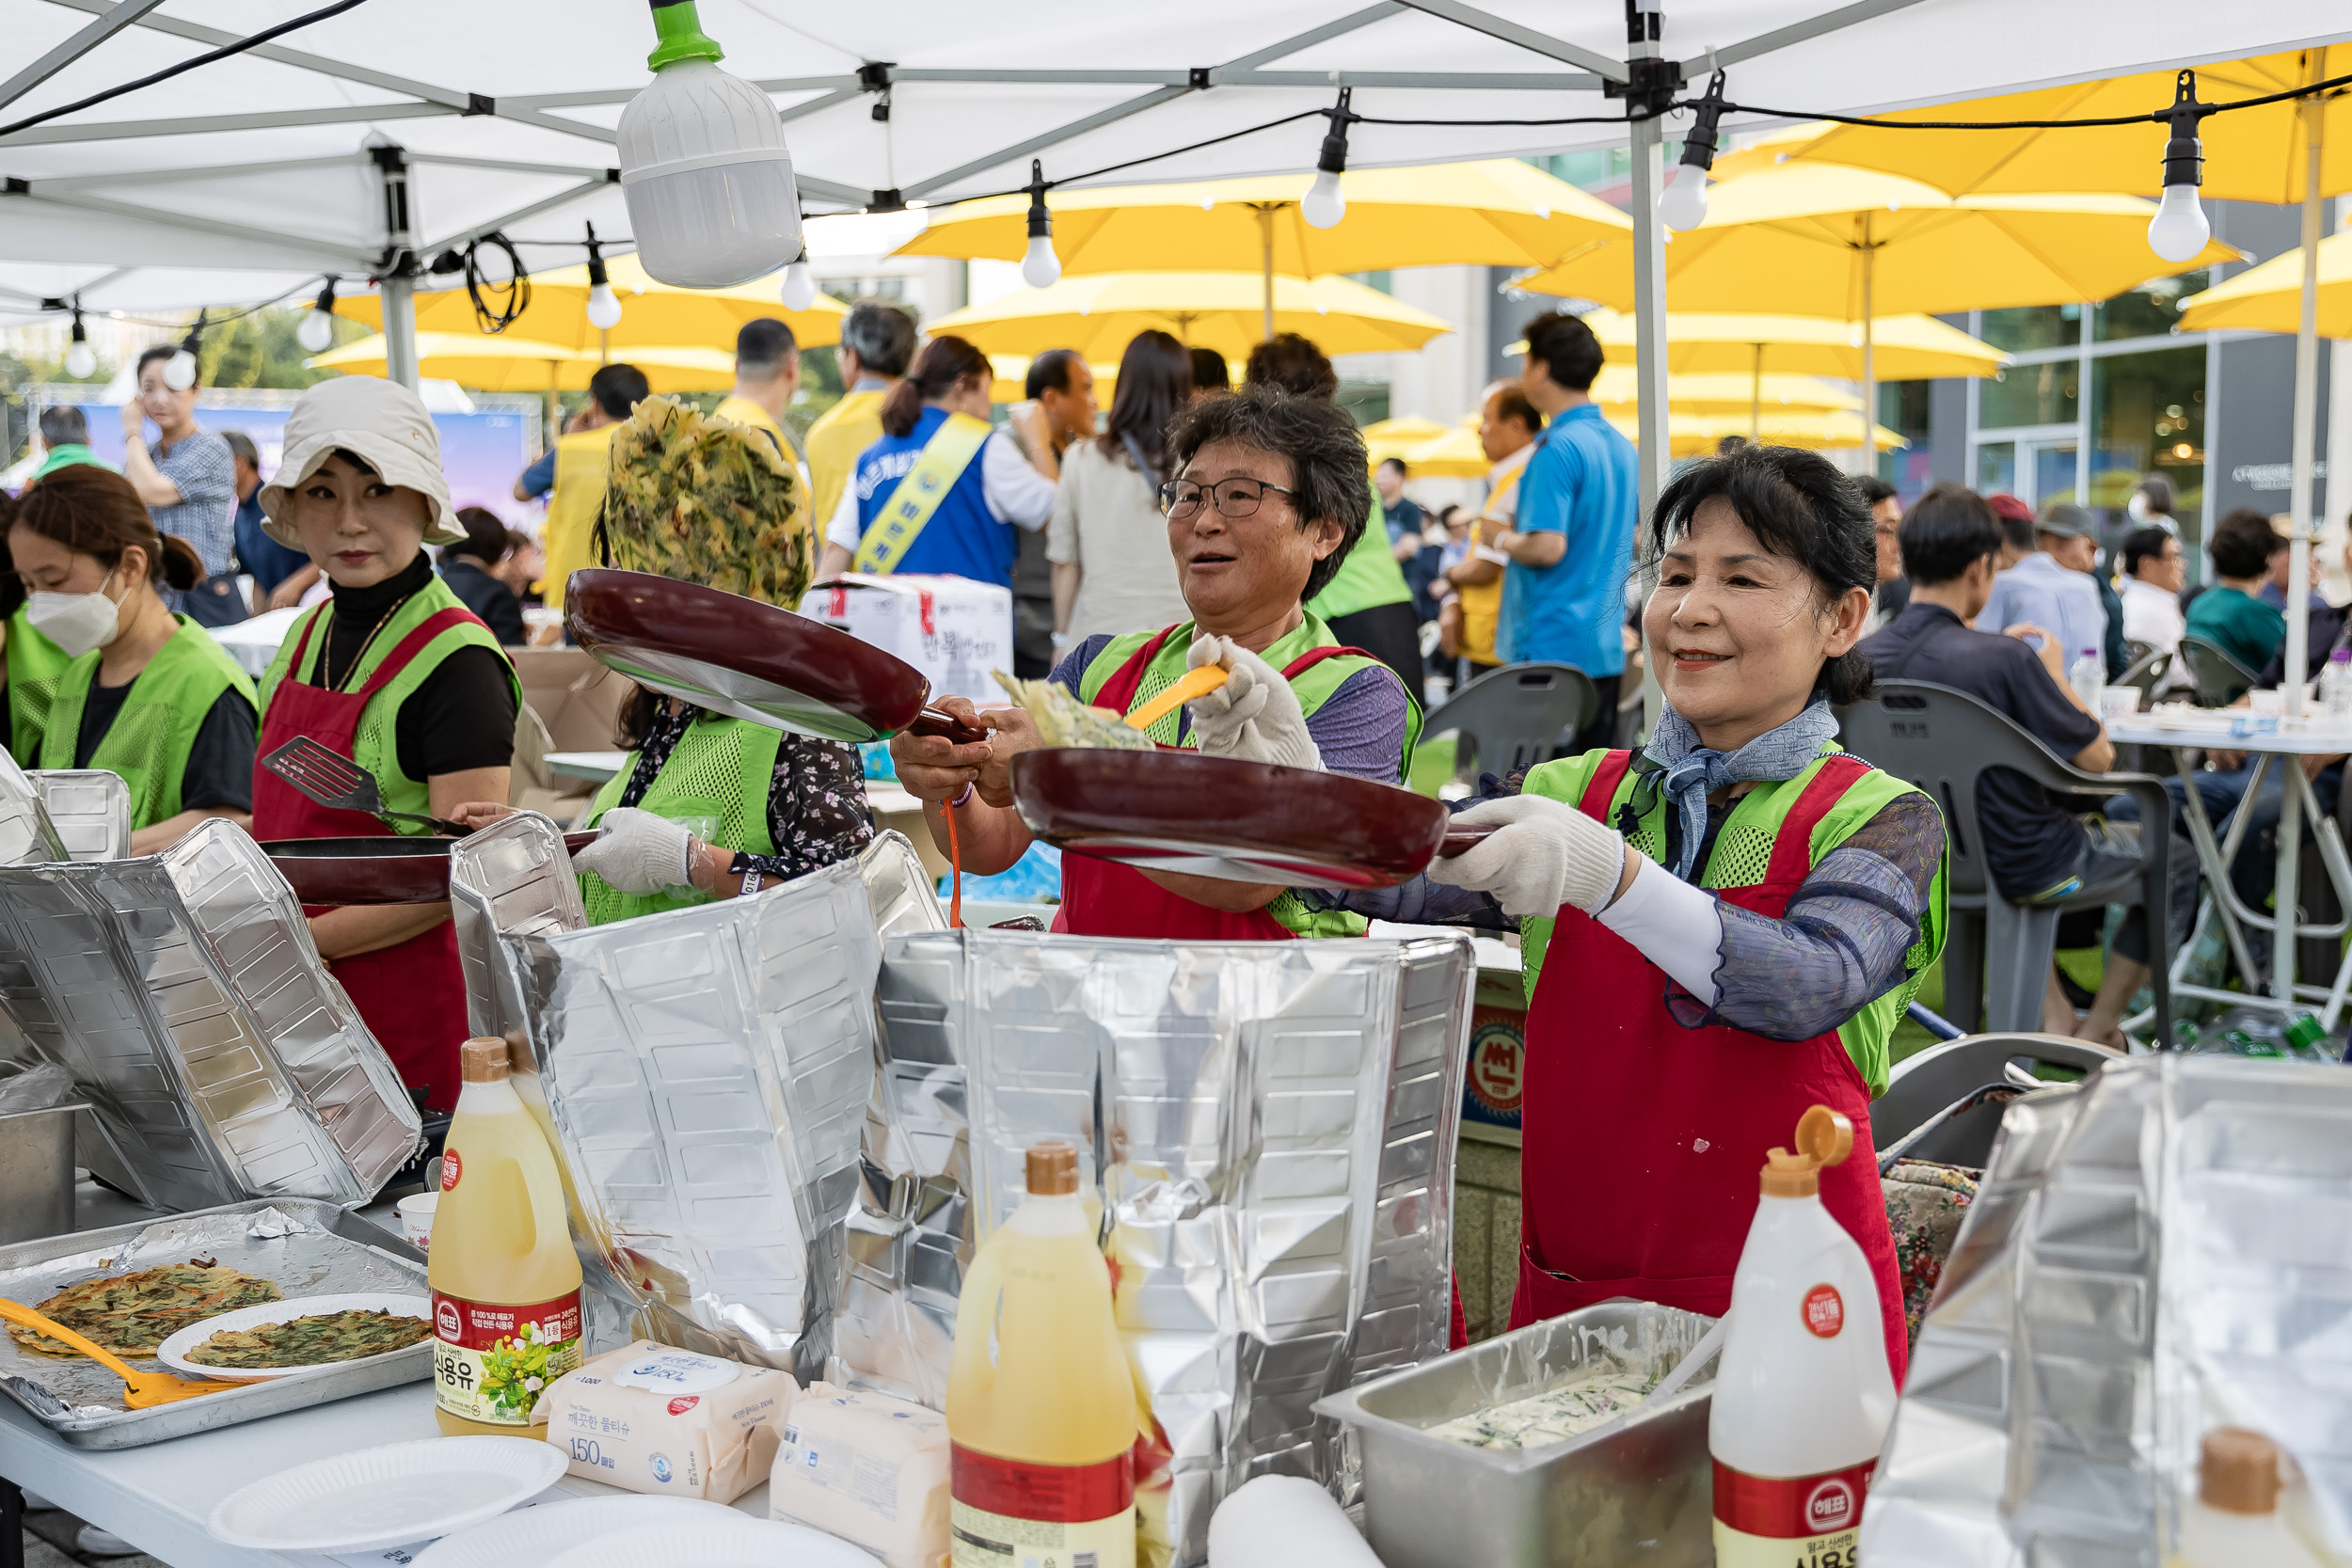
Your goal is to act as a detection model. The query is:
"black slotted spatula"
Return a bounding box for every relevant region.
[262,736,471,836]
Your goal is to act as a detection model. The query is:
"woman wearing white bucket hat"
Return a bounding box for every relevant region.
[250,376,518,1112]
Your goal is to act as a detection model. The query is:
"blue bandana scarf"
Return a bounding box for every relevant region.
[1631,696,1842,881]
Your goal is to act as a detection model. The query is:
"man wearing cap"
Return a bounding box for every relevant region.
[1974,501,2112,681]
[249,375,519,1112]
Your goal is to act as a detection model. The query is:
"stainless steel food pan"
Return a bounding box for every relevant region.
[1313,1300,1719,1568]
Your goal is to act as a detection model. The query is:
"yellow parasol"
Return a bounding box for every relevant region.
[309,332,739,392]
[2178,230,2352,336]
[1586,365,1857,418]
[923,272,1452,362]
[1560,308,2007,383]
[1608,410,1907,457]
[341,254,846,354]
[895,161,1631,337]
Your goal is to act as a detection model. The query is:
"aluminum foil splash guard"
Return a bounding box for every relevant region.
[1863,1053,2352,1566]
[0,817,422,1211]
[842,927,1474,1567]
[449,814,922,1381]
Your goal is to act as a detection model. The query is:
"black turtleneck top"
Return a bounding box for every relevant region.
[308,551,517,781]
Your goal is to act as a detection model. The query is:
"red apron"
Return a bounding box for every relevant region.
[1507,751,1909,1386]
[1051,626,1378,942]
[252,606,485,1113]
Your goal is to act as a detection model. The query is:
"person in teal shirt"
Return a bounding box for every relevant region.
[28,406,113,483]
[2185,507,2289,674]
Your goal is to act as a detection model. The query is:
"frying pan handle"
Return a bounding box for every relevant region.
[907,706,991,746]
[1438,823,1500,856]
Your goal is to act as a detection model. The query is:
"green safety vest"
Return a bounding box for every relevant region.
[1515,746,1947,1100]
[1304,514,1414,622]
[39,614,257,830]
[7,609,72,764]
[1079,614,1422,939]
[259,576,518,832]
[580,711,782,925]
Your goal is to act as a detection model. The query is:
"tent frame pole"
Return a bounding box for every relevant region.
[2275,73,2328,1010]
[1627,13,1672,741]
[1258,206,1277,342]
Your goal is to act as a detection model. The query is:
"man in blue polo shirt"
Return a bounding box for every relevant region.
[1486,310,1639,750]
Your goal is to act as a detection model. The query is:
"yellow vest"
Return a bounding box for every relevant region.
[805,388,887,530]
[1458,461,1523,667]
[541,424,618,611]
[713,394,789,458]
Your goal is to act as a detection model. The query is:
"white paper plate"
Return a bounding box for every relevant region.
[157,1291,432,1383]
[412,1496,739,1568]
[207,1435,569,1553]
[547,1516,886,1568]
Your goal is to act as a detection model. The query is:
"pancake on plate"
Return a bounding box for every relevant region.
[188,1307,431,1370]
[6,1262,283,1358]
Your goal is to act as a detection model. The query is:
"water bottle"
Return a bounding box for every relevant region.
[2070,647,2106,712]
[2323,648,2352,724]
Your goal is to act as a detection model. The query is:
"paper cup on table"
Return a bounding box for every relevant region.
[2099,687,2142,721]
[2250,689,2286,717]
[397,1192,437,1250]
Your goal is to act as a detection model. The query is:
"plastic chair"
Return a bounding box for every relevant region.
[2123,639,2158,669]
[1837,680,2176,1045]
[2177,635,2259,707]
[1872,1033,2122,1166]
[1419,662,1597,783]
[2116,646,2171,699]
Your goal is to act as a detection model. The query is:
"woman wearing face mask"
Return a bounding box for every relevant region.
[8,466,257,849]
[251,377,518,1112]
[1373,446,1947,1384]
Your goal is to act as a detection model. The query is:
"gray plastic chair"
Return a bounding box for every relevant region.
[2116,646,2171,698]
[1419,662,1597,783]
[1872,1033,2122,1167]
[1838,679,2175,1046]
[2177,635,2258,707]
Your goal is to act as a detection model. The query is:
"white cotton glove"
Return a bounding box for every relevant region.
[1427,794,1631,918]
[572,807,695,895]
[1183,633,1323,771]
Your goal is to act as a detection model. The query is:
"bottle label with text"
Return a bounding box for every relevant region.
[950,1444,1135,1568]
[1712,1458,1875,1568]
[431,1289,581,1427]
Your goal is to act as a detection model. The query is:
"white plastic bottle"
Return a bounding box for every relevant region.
[2169,1428,2328,1568]
[2071,646,2106,711]
[2323,648,2352,724]
[1709,1105,1898,1568]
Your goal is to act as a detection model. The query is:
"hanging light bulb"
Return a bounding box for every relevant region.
[63,305,96,378]
[163,313,202,390]
[618,0,803,287]
[583,222,624,331]
[1659,71,1726,232]
[1301,88,1353,230]
[780,250,818,310]
[2149,70,2213,263]
[1020,161,1061,289]
[295,277,340,354]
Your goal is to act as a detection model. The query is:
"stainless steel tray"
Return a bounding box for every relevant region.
[0,1196,429,1449]
[1314,1299,1720,1568]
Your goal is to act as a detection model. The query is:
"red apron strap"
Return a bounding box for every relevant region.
[1575,751,1635,822]
[349,606,492,702]
[1095,625,1181,715]
[1279,643,1381,679]
[1760,753,1874,887]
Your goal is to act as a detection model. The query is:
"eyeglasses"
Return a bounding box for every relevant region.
[1158,477,1303,519]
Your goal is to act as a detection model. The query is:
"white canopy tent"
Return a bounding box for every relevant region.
[4,0,2348,507]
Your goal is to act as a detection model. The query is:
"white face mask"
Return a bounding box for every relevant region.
[25,569,122,658]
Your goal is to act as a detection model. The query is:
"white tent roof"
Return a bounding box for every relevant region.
[4,1,2348,317]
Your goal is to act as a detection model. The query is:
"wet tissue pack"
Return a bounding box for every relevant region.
[538,1339,795,1503]
[769,1382,952,1568]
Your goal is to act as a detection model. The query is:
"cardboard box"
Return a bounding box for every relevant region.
[797,575,1011,707]
[510,647,633,752]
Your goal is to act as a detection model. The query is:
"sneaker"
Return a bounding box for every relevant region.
[75,1524,146,1558]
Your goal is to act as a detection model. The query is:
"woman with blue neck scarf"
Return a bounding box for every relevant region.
[1426,444,1945,1386]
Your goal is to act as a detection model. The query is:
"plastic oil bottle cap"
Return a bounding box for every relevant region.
[459,1037,511,1084]
[1758,1104,1854,1198]
[1025,1140,1079,1196]
[2198,1427,2281,1515]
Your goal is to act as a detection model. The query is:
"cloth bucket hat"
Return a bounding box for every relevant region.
[258,375,465,548]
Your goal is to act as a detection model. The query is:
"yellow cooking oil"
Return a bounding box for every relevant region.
[428,1036,584,1438]
[946,1141,1138,1568]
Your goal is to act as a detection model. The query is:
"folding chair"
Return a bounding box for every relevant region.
[1418,662,1597,784]
[2177,635,2259,707]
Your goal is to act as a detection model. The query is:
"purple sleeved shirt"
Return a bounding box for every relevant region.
[1049,633,1409,785]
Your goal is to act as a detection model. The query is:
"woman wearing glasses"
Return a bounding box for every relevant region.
[890,384,1420,939]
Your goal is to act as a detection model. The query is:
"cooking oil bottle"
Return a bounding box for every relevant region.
[946,1141,1137,1568]
[428,1036,584,1438]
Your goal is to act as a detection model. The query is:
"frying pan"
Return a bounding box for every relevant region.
[262,834,599,905]
[564,569,985,745]
[1010,750,1495,891]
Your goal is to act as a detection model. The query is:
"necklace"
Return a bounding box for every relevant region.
[321,591,415,692]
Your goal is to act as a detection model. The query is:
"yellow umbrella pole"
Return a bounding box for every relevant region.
[545,365,560,449]
[1750,342,1763,442]
[1860,215,1877,471]
[1256,205,1276,342]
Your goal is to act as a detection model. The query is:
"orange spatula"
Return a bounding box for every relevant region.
[0,1298,240,1407]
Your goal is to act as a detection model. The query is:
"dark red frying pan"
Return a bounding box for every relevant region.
[1010,750,1496,891]
[262,834,600,905]
[564,569,985,745]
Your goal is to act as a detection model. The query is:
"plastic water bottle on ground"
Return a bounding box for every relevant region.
[2070,647,2106,712]
[2323,648,2352,725]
